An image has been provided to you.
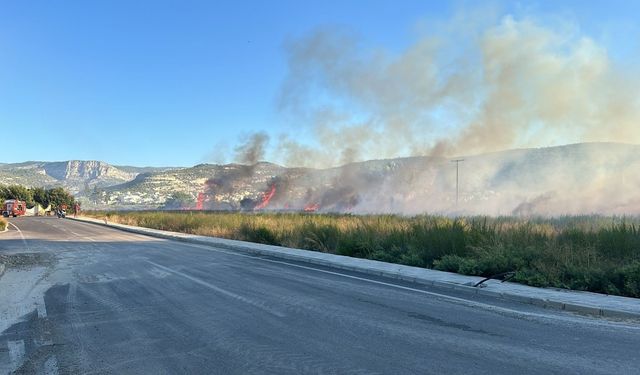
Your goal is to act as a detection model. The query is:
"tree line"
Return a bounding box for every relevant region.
[0,185,76,209]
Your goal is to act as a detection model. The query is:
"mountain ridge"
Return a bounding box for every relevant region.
[2,142,640,215]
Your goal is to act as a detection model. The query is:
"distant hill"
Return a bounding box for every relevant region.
[4,143,640,215]
[0,160,176,195]
[114,165,182,174]
[96,162,288,208]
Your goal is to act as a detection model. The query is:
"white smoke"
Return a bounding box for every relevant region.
[276,14,640,168]
[201,11,640,216]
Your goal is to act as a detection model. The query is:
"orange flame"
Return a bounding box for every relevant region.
[196,192,205,210]
[303,203,320,212]
[254,185,276,210]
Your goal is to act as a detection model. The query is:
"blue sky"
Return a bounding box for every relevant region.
[1,0,639,166]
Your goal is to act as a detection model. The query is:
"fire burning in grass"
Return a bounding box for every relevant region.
[303,203,320,212]
[254,184,276,210]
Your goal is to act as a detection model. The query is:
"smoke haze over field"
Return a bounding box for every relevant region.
[194,143,640,216]
[194,11,640,216]
[274,14,640,168]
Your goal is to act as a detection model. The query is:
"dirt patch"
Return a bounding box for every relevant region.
[0,253,56,269]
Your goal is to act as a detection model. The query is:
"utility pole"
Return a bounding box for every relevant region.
[451,159,464,206]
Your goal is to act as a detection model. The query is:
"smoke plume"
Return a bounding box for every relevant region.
[197,12,640,216]
[235,132,269,165]
[201,132,271,209]
[276,15,640,168]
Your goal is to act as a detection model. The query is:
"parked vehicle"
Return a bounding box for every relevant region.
[2,199,26,217]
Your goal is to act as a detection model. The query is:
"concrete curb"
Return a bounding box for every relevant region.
[69,216,640,321]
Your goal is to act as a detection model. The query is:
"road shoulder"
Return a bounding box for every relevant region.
[69,216,640,321]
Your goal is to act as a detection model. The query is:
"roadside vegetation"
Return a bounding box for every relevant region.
[85,211,640,298]
[0,185,76,210]
[0,217,6,231]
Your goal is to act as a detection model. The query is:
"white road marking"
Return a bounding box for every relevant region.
[7,340,25,372]
[145,260,286,318]
[36,295,48,318]
[7,222,30,251]
[46,220,96,242]
[174,241,640,329]
[67,219,640,328]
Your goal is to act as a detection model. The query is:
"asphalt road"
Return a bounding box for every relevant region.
[0,217,639,374]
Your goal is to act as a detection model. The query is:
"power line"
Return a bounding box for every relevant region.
[451,159,464,206]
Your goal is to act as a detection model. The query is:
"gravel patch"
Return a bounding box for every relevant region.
[0,253,55,269]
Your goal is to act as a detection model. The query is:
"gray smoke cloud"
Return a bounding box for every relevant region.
[197,12,640,216]
[275,14,640,168]
[202,132,270,210]
[235,132,269,165]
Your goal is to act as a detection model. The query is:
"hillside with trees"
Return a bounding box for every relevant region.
[0,185,76,210]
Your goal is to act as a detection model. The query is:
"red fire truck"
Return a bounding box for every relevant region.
[2,199,26,217]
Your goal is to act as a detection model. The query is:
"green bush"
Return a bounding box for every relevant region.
[299,221,340,253]
[433,255,473,273]
[238,223,280,246]
[616,261,640,297]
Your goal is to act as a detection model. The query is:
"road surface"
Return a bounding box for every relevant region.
[0,217,639,374]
